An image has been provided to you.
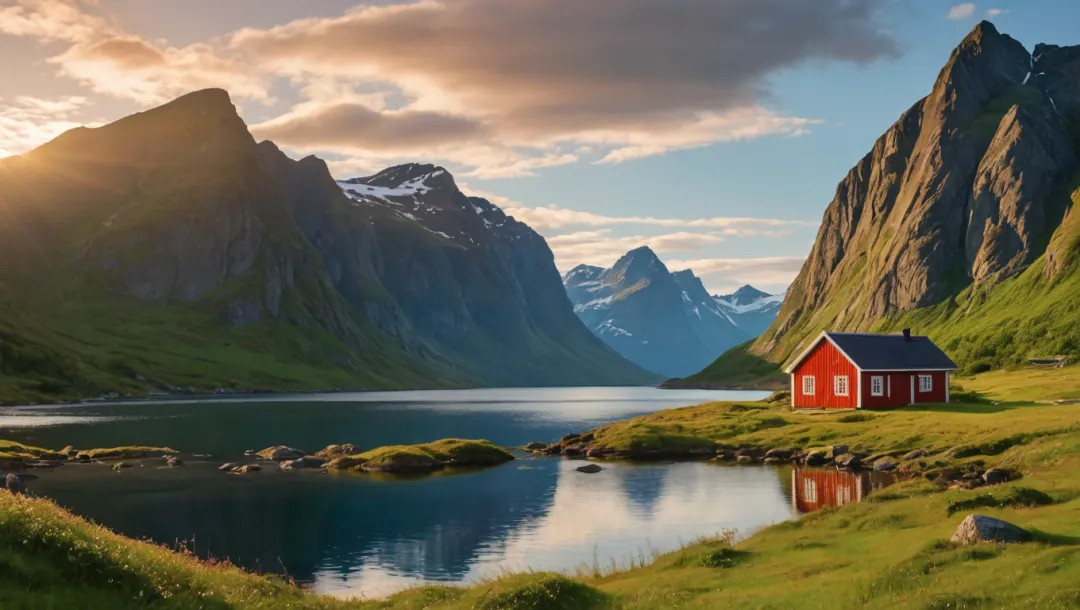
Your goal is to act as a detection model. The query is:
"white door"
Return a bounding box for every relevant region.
[909,375,915,405]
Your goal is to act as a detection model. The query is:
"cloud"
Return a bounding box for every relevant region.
[252,102,485,151]
[546,229,726,270]
[0,1,268,106]
[987,8,1007,16]
[53,35,271,105]
[665,256,807,293]
[0,95,96,157]
[496,203,816,232]
[947,3,976,19]
[230,0,898,172]
[0,0,108,43]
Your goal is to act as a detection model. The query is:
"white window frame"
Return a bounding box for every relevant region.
[834,375,849,397]
[919,374,933,393]
[803,478,818,503]
[802,375,816,395]
[870,376,884,397]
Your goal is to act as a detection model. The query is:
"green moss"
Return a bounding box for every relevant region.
[327,439,515,473]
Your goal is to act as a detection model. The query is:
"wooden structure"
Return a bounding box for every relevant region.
[785,329,958,409]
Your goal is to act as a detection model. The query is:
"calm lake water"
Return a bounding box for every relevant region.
[0,386,835,599]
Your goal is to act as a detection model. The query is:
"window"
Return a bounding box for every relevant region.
[803,478,818,503]
[834,375,849,397]
[871,376,884,397]
[919,375,933,393]
[802,375,816,395]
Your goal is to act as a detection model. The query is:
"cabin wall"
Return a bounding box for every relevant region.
[860,372,912,408]
[861,371,949,407]
[792,341,858,409]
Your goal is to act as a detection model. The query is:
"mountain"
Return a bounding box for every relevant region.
[0,89,654,403]
[563,247,751,377]
[713,286,787,338]
[683,21,1080,387]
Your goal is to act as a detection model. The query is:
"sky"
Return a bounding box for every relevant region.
[2,0,1078,294]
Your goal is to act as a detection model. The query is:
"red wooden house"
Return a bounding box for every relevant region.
[785,329,958,409]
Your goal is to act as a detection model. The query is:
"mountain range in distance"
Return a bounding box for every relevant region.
[0,89,657,404]
[563,246,784,378]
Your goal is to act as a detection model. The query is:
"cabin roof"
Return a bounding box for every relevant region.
[785,331,959,374]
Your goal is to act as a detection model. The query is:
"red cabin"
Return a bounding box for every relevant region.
[785,329,958,409]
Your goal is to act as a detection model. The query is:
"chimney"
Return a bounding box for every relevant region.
[902,328,912,341]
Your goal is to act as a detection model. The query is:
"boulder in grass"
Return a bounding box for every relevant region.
[950,515,1030,545]
[982,468,1010,486]
[873,457,897,472]
[4,473,26,495]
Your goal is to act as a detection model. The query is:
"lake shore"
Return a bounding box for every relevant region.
[4,367,1080,607]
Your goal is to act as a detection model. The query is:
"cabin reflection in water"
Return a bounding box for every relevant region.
[792,467,896,513]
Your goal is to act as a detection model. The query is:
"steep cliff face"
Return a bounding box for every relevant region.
[0,90,653,403]
[333,164,654,386]
[747,21,1080,368]
[563,248,748,377]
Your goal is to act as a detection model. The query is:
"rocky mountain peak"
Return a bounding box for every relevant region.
[738,22,1080,369]
[671,269,711,302]
[356,163,456,191]
[719,285,771,307]
[610,246,669,284]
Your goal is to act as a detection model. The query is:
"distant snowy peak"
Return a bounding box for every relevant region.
[716,284,772,307]
[563,264,605,286]
[713,291,785,314]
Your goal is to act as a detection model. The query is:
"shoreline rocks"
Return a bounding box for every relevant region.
[255,446,306,461]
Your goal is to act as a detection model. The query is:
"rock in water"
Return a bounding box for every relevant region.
[256,446,306,461]
[951,515,1031,545]
[219,462,241,472]
[280,456,326,470]
[525,442,548,451]
[4,473,26,495]
[576,464,603,474]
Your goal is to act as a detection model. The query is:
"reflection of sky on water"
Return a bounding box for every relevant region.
[4,386,786,601]
[313,461,796,599]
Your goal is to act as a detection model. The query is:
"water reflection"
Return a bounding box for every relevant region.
[26,459,797,599]
[791,467,897,513]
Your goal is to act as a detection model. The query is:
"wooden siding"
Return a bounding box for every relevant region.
[860,370,949,407]
[791,339,858,409]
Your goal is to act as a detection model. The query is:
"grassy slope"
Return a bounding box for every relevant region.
[9,369,1080,607]
[0,276,459,405]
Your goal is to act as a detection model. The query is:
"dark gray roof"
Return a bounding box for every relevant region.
[825,332,958,371]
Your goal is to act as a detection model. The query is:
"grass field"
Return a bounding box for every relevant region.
[6,367,1080,608]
